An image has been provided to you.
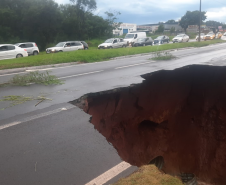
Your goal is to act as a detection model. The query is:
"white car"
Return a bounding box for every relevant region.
[172,34,189,43]
[15,42,39,55]
[46,41,84,54]
[124,32,146,46]
[196,33,205,41]
[221,32,226,40]
[98,38,127,49]
[0,44,28,60]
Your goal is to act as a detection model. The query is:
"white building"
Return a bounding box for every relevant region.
[113,23,137,36]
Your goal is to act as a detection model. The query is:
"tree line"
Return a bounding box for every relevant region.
[0,0,119,50]
[156,11,226,33]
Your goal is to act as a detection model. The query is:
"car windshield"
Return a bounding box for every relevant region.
[176,35,184,37]
[55,42,65,47]
[137,38,145,42]
[156,36,164,39]
[224,33,226,36]
[125,34,134,39]
[104,39,114,43]
[14,43,20,46]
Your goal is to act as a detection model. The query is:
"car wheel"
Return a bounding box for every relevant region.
[167,40,169,43]
[16,54,23,58]
[85,47,88,50]
[33,51,38,55]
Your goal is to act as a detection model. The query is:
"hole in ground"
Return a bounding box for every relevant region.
[149,156,164,170]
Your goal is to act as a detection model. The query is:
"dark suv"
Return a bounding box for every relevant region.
[80,41,89,50]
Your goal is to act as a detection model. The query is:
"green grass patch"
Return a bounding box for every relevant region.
[0,95,52,110]
[0,39,225,70]
[113,165,183,185]
[1,71,64,86]
[151,51,177,60]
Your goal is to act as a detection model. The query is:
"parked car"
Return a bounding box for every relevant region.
[79,41,89,50]
[133,37,153,47]
[15,42,39,55]
[215,32,222,39]
[204,32,215,40]
[153,35,169,45]
[196,33,205,41]
[124,32,146,46]
[0,44,28,60]
[98,38,127,49]
[172,34,189,43]
[46,41,83,54]
[221,32,226,40]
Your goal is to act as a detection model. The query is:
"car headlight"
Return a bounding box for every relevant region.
[159,41,161,43]
[105,46,107,47]
[51,49,55,51]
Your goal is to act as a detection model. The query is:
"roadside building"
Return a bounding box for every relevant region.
[138,22,183,33]
[137,24,159,32]
[187,25,199,33]
[113,23,137,36]
[163,22,183,32]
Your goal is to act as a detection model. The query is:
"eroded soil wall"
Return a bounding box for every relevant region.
[74,65,226,184]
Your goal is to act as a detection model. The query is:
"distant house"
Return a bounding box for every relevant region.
[113,23,137,36]
[138,22,183,32]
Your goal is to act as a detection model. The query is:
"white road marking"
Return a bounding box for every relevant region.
[0,105,75,131]
[0,121,22,130]
[58,70,104,79]
[85,161,132,185]
[115,62,152,69]
[0,71,27,77]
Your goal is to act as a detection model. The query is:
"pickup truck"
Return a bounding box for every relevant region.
[98,38,127,49]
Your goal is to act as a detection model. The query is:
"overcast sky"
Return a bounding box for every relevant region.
[54,0,226,24]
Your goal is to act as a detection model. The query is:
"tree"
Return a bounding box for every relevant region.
[179,11,207,33]
[156,24,164,33]
[0,0,122,50]
[206,20,222,28]
[104,11,121,36]
[166,20,176,24]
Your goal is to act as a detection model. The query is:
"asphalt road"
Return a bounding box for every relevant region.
[0,43,226,185]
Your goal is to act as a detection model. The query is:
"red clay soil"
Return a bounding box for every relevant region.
[74,65,226,185]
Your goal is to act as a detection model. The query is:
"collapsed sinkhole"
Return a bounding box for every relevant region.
[71,65,226,185]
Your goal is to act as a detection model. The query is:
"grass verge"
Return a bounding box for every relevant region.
[0,39,225,70]
[113,165,183,185]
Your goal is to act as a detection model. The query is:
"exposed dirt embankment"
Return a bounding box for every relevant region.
[73,65,226,185]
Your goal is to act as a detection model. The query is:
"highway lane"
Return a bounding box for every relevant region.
[1,43,226,121]
[1,42,226,83]
[0,103,138,185]
[0,43,226,185]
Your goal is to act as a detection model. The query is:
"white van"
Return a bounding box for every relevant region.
[124,32,146,46]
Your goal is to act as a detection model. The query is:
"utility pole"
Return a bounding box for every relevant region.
[198,0,201,42]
